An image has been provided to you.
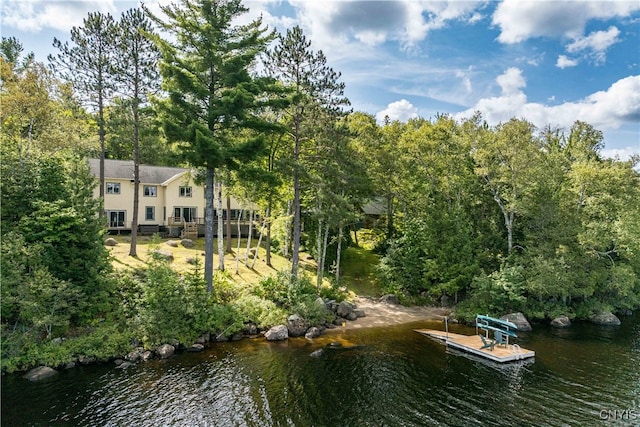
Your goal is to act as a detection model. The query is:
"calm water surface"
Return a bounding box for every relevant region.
[2,313,639,426]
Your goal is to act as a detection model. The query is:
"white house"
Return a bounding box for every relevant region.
[88,159,255,236]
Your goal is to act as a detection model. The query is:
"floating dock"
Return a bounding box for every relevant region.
[414,329,535,363]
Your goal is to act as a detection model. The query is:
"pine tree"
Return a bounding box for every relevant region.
[115,8,161,257]
[146,0,281,292]
[267,26,349,279]
[49,12,117,206]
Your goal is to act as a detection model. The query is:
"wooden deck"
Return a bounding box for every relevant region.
[414,329,535,363]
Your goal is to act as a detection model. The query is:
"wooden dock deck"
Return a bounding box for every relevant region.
[414,329,535,363]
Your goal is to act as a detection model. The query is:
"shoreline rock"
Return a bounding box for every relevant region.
[24,366,58,381]
[501,312,532,332]
[551,315,572,328]
[591,312,621,326]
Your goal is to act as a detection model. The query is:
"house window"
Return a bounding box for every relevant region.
[107,210,126,228]
[145,206,155,221]
[106,182,121,194]
[144,185,157,197]
[179,186,192,197]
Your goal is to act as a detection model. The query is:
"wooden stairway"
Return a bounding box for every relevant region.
[181,222,198,239]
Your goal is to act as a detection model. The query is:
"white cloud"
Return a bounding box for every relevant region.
[556,55,579,69]
[455,67,473,93]
[566,26,621,64]
[496,67,526,95]
[1,0,118,32]
[288,0,486,56]
[456,70,640,133]
[601,146,640,162]
[492,0,639,44]
[376,99,419,123]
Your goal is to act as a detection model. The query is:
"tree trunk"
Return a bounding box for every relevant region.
[386,192,393,240]
[316,215,324,289]
[492,188,514,254]
[251,214,267,269]
[265,203,272,267]
[226,194,232,253]
[335,223,343,285]
[320,223,329,287]
[353,225,358,247]
[235,209,243,275]
[129,99,140,257]
[98,90,105,211]
[284,199,292,258]
[217,180,225,270]
[291,117,301,279]
[244,210,253,266]
[205,167,215,292]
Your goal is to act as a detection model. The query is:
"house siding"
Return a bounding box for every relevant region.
[89,159,256,234]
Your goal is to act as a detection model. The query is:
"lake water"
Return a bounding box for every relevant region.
[2,313,639,426]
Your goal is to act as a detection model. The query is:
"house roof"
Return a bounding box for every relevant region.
[88,159,187,185]
[362,198,387,216]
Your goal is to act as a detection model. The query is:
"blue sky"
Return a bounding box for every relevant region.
[2,0,639,160]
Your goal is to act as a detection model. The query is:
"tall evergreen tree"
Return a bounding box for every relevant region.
[146,0,281,292]
[115,8,161,257]
[48,12,117,205]
[267,25,349,279]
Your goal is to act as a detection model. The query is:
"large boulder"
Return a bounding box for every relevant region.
[551,315,572,328]
[166,240,179,247]
[187,343,205,352]
[116,361,134,370]
[181,239,195,248]
[104,238,118,246]
[156,344,175,359]
[591,312,621,326]
[196,333,210,344]
[305,327,321,339]
[151,249,174,262]
[500,312,532,332]
[265,325,289,341]
[125,348,145,362]
[287,314,308,337]
[24,366,58,381]
[336,301,355,318]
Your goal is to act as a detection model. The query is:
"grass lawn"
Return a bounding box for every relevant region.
[106,234,383,296]
[340,246,383,297]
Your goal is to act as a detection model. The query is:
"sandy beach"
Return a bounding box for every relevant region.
[343,296,451,330]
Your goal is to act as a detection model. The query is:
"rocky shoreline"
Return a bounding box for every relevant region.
[21,297,627,381]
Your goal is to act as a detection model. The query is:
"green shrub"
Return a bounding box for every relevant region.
[0,324,133,373]
[319,284,349,302]
[455,265,527,322]
[213,270,248,304]
[291,296,333,326]
[233,295,287,329]
[203,303,244,340]
[255,270,318,309]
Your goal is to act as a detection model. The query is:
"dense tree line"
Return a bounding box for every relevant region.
[368,114,639,320]
[1,0,638,372]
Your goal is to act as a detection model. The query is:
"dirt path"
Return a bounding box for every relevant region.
[342,296,451,330]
